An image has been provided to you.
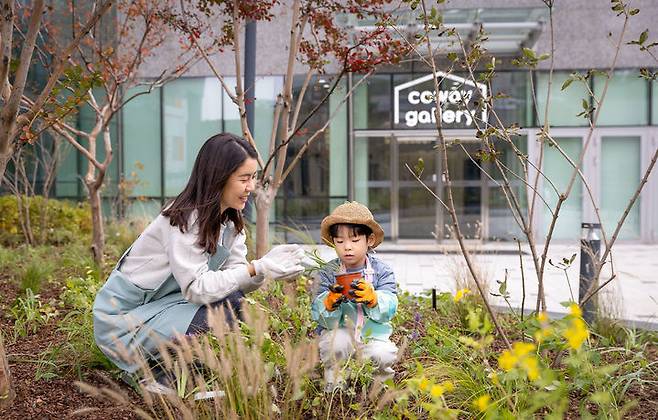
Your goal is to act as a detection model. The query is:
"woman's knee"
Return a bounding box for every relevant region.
[185,290,244,335]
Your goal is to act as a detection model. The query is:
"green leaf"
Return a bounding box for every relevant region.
[629,8,640,16]
[639,29,649,45]
[582,98,589,110]
[414,157,425,177]
[447,52,458,62]
[499,280,507,295]
[522,47,536,60]
[561,78,573,91]
[590,391,611,404]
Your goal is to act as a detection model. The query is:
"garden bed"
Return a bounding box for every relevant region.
[0,242,656,418]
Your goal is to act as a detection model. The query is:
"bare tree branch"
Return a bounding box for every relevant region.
[420,0,511,349]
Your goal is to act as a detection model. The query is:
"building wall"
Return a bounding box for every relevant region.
[53,0,658,243]
[139,0,658,78]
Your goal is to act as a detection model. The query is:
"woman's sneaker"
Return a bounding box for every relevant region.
[139,377,176,396]
[193,390,226,400]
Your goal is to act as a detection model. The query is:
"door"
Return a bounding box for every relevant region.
[395,137,485,241]
[397,138,439,239]
[442,143,484,240]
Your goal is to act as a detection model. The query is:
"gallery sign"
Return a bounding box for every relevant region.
[393,72,488,129]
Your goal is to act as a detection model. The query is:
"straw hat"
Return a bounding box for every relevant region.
[320,201,385,248]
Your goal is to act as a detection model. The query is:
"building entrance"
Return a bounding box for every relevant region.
[353,133,488,242]
[395,136,485,241]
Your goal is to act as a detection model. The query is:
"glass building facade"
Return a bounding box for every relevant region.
[54,69,658,244]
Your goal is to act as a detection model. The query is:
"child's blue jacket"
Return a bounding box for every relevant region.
[311,254,398,342]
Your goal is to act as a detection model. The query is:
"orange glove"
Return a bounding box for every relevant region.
[350,280,378,308]
[324,284,346,311]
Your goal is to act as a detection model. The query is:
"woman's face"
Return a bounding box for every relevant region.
[221,158,258,212]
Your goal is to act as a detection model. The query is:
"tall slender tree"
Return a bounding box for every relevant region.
[168,0,409,256]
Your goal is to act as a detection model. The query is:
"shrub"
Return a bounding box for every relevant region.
[0,195,92,246]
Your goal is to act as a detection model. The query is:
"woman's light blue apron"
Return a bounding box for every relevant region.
[93,227,233,373]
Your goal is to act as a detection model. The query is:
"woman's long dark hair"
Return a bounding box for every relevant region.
[162,133,258,254]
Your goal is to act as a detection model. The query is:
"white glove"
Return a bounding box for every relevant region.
[252,244,305,280]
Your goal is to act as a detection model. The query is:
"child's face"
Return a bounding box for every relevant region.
[332,225,375,269]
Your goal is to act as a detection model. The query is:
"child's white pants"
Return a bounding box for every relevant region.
[318,328,397,382]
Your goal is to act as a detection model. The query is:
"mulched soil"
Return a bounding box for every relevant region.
[0,274,141,419]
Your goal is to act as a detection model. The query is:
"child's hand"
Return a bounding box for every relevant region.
[349,280,378,308]
[324,284,345,311]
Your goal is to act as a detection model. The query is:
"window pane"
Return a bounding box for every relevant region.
[222,76,241,136]
[55,142,80,197]
[329,79,348,199]
[123,87,161,197]
[601,136,641,239]
[163,78,222,196]
[491,72,532,127]
[222,76,283,157]
[487,136,528,240]
[594,70,648,126]
[653,80,658,125]
[542,137,583,240]
[353,74,391,129]
[536,72,589,127]
[278,75,336,234]
[355,137,391,237]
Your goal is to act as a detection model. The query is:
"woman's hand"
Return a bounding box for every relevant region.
[251,244,305,280]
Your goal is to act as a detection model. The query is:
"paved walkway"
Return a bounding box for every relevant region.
[302,241,658,330]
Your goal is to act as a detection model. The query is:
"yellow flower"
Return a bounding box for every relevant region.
[534,327,553,343]
[430,384,447,398]
[537,311,549,323]
[473,394,491,412]
[569,303,582,317]
[419,377,430,391]
[498,350,517,371]
[441,381,455,392]
[453,288,471,303]
[521,356,540,381]
[512,342,535,357]
[563,317,589,350]
[499,341,542,380]
[488,372,500,385]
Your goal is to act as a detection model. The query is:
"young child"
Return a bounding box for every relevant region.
[311,201,398,390]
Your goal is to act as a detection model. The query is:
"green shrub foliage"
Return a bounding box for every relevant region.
[0,195,92,246]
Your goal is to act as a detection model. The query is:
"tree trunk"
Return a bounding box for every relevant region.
[17,194,35,246]
[254,185,276,258]
[0,332,14,410]
[0,149,11,184]
[88,184,105,267]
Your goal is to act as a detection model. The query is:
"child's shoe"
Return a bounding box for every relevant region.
[373,366,395,383]
[323,367,346,393]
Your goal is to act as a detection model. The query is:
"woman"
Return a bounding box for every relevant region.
[92,133,304,385]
